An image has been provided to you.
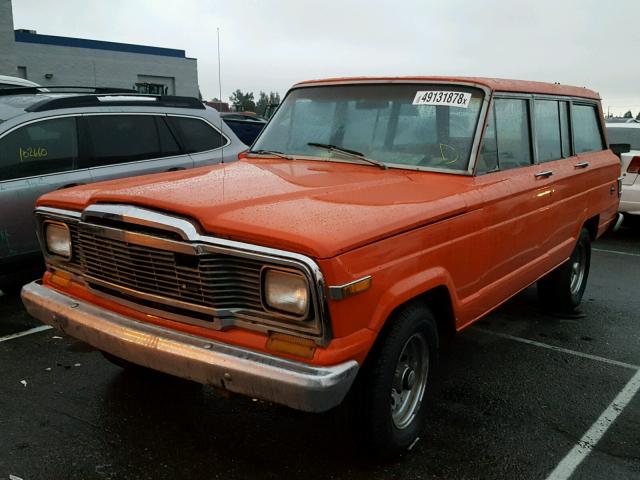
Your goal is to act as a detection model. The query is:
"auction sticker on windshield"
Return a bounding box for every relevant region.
[412,91,472,107]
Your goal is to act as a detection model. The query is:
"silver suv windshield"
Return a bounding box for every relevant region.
[252,83,484,172]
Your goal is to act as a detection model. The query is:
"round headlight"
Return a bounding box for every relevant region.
[45,222,71,259]
[263,269,309,317]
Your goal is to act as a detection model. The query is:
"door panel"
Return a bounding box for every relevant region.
[0,116,85,261]
[460,97,552,318]
[88,154,194,183]
[0,170,89,260]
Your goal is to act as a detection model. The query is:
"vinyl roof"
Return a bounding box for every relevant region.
[293,76,601,100]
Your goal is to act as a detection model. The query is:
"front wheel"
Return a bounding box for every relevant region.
[537,228,591,313]
[354,303,439,457]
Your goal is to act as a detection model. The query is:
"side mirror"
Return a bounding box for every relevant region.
[610,143,631,158]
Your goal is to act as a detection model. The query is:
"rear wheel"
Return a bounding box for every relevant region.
[537,228,591,313]
[354,303,439,457]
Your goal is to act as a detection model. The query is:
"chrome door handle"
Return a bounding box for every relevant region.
[534,170,554,178]
[574,162,590,169]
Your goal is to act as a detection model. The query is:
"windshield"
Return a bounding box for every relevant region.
[252,84,484,171]
[607,126,640,150]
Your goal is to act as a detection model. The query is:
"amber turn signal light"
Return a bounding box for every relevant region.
[328,275,372,301]
[49,269,72,288]
[267,333,316,359]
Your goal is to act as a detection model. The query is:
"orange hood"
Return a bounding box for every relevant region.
[37,159,475,259]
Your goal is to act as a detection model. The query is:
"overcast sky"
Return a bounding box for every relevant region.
[12,0,640,115]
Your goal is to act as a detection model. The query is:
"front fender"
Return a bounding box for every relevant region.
[367,266,457,333]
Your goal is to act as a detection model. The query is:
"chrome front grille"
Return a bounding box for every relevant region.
[67,222,81,269]
[36,204,326,343]
[76,226,265,313]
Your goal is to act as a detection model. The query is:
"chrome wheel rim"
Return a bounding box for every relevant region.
[569,242,587,295]
[390,333,429,430]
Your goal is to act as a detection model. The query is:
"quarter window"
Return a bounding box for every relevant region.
[477,107,498,173]
[0,117,78,181]
[572,104,604,153]
[534,100,562,162]
[168,117,226,153]
[84,115,180,167]
[495,99,532,170]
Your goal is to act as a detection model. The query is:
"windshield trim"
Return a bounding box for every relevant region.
[252,80,492,176]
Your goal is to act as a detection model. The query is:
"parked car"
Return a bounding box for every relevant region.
[22,77,621,456]
[220,112,267,146]
[0,87,246,293]
[606,122,640,217]
[0,75,40,89]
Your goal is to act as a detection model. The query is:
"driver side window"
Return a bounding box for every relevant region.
[477,99,532,174]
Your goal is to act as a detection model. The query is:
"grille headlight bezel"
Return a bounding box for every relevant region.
[262,268,311,318]
[44,221,72,260]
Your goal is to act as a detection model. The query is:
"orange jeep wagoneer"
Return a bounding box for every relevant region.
[22,77,622,455]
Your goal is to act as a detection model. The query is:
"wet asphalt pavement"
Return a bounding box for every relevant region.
[0,224,638,480]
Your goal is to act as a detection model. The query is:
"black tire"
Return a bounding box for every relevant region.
[354,302,439,458]
[624,215,640,230]
[537,228,591,313]
[0,281,23,296]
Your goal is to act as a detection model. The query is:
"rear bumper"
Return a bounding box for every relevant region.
[620,182,640,215]
[21,281,359,412]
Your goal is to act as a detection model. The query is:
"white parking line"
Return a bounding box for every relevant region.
[472,328,640,370]
[0,325,52,343]
[473,327,640,479]
[546,368,640,480]
[593,247,640,258]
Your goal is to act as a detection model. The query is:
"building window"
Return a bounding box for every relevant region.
[17,66,27,79]
[135,82,168,95]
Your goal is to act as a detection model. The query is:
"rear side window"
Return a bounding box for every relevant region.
[0,117,78,181]
[572,104,604,153]
[534,100,562,162]
[494,99,532,170]
[84,115,180,167]
[168,117,227,153]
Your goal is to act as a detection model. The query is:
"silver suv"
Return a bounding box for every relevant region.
[0,87,246,292]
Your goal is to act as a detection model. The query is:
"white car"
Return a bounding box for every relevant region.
[607,122,640,216]
[0,75,40,89]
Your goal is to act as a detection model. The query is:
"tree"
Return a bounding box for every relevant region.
[636,111,640,121]
[623,110,633,118]
[256,91,281,116]
[256,91,269,116]
[229,89,255,112]
[268,91,281,105]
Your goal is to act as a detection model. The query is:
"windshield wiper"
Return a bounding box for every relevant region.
[248,149,294,160]
[307,142,387,169]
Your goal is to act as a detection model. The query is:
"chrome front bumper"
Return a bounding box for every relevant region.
[21,281,358,412]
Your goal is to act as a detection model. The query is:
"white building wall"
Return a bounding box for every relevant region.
[14,42,199,96]
[0,0,17,76]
